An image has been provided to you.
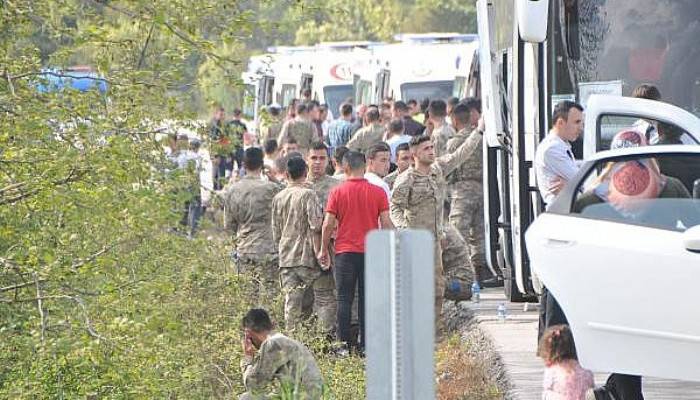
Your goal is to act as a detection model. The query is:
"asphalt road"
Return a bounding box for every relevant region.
[466,288,700,400]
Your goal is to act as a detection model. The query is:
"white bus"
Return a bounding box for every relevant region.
[479,0,700,303]
[309,41,380,118]
[353,33,478,104]
[267,46,315,108]
[384,33,478,102]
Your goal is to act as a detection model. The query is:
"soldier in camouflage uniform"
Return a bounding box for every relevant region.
[225,148,282,301]
[240,308,323,400]
[384,142,412,190]
[346,107,384,154]
[305,141,341,334]
[428,100,456,157]
[258,105,283,144]
[271,157,323,329]
[390,130,483,336]
[446,101,490,283]
[277,103,318,155]
[442,224,474,301]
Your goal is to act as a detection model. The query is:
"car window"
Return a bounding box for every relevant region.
[598,114,697,151]
[572,153,700,232]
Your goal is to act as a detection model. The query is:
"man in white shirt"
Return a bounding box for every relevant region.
[534,100,584,207]
[364,142,392,199]
[385,118,411,163]
[534,100,584,349]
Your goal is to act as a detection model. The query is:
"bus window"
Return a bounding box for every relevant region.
[554,0,700,116]
[400,81,453,102]
[598,114,697,151]
[356,80,372,106]
[281,84,296,107]
[453,77,467,98]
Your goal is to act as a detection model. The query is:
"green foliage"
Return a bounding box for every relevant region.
[0,1,364,398]
[288,0,478,45]
[0,1,476,397]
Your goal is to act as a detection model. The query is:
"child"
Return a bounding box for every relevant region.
[540,324,594,400]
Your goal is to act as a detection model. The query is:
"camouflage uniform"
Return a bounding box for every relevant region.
[383,169,400,191]
[446,127,488,282]
[431,122,456,157]
[442,224,474,301]
[225,175,282,300]
[390,130,482,334]
[271,183,323,329]
[346,123,385,154]
[239,332,324,400]
[307,174,342,334]
[277,118,318,154]
[259,117,283,144]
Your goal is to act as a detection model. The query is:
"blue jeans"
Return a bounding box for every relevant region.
[334,252,365,349]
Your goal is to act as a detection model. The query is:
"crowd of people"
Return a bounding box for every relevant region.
[183,93,491,398]
[156,78,694,398]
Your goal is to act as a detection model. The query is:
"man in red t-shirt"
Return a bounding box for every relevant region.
[318,150,393,351]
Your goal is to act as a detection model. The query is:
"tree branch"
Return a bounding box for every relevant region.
[69,295,109,341]
[35,273,46,343]
[0,294,110,342]
[0,279,43,293]
[70,243,114,271]
[3,70,16,97]
[137,22,156,70]
[0,166,87,206]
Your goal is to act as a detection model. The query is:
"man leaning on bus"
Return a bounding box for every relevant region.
[533,100,584,345]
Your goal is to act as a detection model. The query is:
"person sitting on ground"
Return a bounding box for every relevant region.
[539,324,594,400]
[239,308,324,400]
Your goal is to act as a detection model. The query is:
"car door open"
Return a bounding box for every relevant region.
[527,96,700,381]
[527,146,700,381]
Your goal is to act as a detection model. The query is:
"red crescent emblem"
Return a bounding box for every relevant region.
[330,64,352,81]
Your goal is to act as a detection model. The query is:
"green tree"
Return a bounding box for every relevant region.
[0,1,366,398]
[289,0,477,45]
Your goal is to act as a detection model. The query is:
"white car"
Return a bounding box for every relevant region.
[526,97,700,382]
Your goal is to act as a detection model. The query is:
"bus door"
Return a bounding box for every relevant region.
[301,73,313,97]
[375,69,391,102]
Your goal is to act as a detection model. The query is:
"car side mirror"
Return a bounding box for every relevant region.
[684,225,700,253]
[693,179,700,199]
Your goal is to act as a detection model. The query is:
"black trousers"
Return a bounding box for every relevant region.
[334,252,365,349]
[538,286,569,342]
[606,374,643,400]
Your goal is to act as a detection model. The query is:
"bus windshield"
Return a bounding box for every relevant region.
[555,0,700,115]
[324,84,353,118]
[400,81,454,102]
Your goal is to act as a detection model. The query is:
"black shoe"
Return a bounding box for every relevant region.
[593,386,616,400]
